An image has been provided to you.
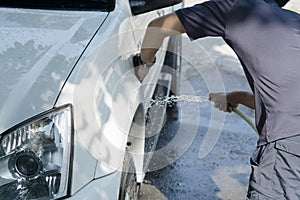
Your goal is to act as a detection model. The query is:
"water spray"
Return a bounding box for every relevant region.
[150,95,259,135]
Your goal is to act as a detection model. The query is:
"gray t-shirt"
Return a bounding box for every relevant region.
[176,0,300,145]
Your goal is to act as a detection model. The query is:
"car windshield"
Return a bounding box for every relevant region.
[0,0,115,11]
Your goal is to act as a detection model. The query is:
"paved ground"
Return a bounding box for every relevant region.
[139,1,300,200]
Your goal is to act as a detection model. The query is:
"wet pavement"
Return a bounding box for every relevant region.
[138,1,300,198]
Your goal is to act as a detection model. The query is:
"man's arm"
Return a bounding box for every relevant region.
[134,13,185,82]
[140,13,186,64]
[209,91,255,112]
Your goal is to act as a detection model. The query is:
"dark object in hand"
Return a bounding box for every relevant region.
[133,54,144,68]
[132,54,156,68]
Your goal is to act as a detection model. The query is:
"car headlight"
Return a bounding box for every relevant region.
[0,105,73,199]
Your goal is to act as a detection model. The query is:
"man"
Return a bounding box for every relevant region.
[135,0,300,199]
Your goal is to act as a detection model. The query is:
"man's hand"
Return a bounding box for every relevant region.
[133,54,155,82]
[209,92,239,112]
[209,91,255,112]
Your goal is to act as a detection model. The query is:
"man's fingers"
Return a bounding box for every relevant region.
[213,101,235,112]
[209,93,218,101]
[209,92,225,102]
[209,92,240,113]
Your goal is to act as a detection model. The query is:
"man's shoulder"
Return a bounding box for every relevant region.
[188,0,237,12]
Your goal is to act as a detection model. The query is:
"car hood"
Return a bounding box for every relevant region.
[0,8,108,132]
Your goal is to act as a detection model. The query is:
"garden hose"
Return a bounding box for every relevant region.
[232,107,259,135]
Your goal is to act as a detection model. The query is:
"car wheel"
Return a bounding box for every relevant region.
[118,151,139,200]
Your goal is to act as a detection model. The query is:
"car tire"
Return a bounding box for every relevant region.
[118,150,139,200]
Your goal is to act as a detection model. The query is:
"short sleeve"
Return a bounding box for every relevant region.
[175,0,236,40]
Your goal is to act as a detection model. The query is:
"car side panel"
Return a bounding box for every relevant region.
[55,4,138,194]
